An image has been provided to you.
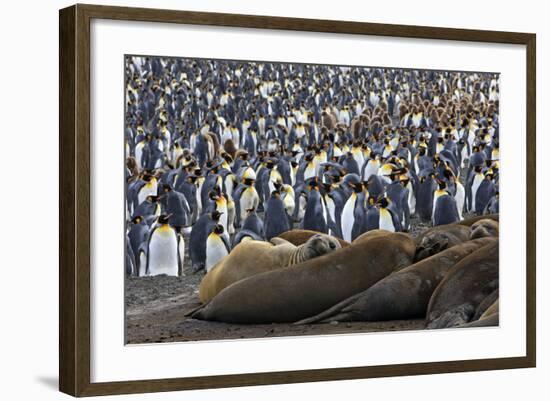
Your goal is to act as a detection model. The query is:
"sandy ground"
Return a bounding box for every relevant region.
[124,213,443,344]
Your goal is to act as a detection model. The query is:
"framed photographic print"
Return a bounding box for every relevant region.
[59,4,536,397]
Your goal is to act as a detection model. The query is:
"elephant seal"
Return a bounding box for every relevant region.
[296,237,494,324]
[469,219,499,239]
[414,223,471,261]
[278,229,350,248]
[199,234,341,303]
[189,232,416,323]
[426,240,499,329]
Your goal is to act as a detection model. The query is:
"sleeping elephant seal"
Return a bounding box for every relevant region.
[426,240,499,329]
[469,219,499,239]
[189,232,416,323]
[296,237,494,324]
[278,229,350,248]
[414,223,471,261]
[199,234,341,303]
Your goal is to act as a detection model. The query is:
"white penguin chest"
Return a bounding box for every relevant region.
[138,183,157,205]
[304,164,316,180]
[206,236,228,272]
[241,187,258,210]
[325,195,336,221]
[363,161,379,180]
[472,175,484,209]
[379,208,395,232]
[148,227,178,276]
[341,194,357,241]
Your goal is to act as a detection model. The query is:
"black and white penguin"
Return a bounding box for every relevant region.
[416,172,437,222]
[377,196,401,232]
[135,173,159,210]
[189,211,221,272]
[205,224,231,272]
[162,184,190,232]
[467,165,485,213]
[264,187,291,240]
[474,173,497,215]
[145,214,182,276]
[301,180,328,233]
[127,215,149,272]
[341,182,363,242]
[432,182,460,226]
[385,173,410,231]
[235,177,260,225]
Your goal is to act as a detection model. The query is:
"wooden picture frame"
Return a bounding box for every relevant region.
[59,3,536,397]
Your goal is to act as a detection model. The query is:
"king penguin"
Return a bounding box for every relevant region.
[432,181,460,226]
[341,182,363,242]
[377,196,402,232]
[189,210,221,272]
[301,180,328,233]
[145,214,182,276]
[264,187,291,240]
[205,224,231,272]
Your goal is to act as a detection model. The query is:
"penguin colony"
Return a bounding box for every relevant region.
[124,56,500,330]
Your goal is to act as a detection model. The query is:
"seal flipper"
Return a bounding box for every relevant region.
[293,291,365,325]
[426,303,475,329]
[185,303,208,319]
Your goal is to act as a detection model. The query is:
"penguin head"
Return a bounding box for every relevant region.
[352,182,363,193]
[158,214,171,225]
[377,196,390,208]
[131,215,143,225]
[212,224,225,236]
[142,172,155,183]
[210,210,223,222]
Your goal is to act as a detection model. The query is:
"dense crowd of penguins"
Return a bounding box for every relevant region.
[124,56,500,277]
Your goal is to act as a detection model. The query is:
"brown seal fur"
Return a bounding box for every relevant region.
[189,233,416,323]
[353,229,393,243]
[426,240,499,329]
[457,214,499,227]
[278,229,350,248]
[296,237,494,324]
[198,234,341,303]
